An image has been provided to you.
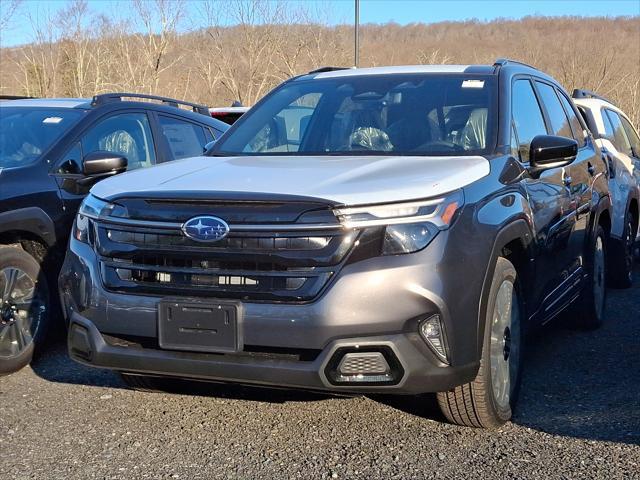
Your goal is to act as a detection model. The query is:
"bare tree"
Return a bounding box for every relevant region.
[0,0,21,33]
[133,0,186,92]
[14,6,63,97]
[55,0,100,97]
[1,5,638,126]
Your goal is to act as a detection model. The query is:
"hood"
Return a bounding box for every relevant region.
[90,154,490,206]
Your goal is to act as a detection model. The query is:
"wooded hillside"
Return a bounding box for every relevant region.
[1,1,638,125]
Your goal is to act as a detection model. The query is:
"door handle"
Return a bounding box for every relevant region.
[563,174,572,186]
[588,162,596,176]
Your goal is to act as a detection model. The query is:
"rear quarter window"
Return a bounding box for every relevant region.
[158,115,208,160]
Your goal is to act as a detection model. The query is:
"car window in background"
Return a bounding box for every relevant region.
[602,109,616,141]
[556,92,586,147]
[576,106,597,136]
[0,107,84,168]
[247,93,320,153]
[620,116,640,158]
[512,79,548,162]
[604,109,634,157]
[212,74,496,156]
[82,113,156,171]
[158,115,208,160]
[535,81,573,139]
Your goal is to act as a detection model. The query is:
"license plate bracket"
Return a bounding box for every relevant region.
[158,300,242,353]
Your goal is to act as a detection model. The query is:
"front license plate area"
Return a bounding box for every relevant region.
[158,300,241,353]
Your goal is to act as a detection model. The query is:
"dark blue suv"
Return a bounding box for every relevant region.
[0,93,228,374]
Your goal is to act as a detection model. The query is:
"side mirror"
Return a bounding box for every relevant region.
[529,135,577,175]
[82,151,128,177]
[204,140,216,153]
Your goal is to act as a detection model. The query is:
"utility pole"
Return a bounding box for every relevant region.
[354,0,360,67]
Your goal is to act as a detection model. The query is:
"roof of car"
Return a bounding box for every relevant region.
[573,97,626,117]
[308,64,495,79]
[0,98,91,109]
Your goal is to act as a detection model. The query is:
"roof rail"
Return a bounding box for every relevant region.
[307,66,353,74]
[91,93,210,115]
[493,58,539,71]
[572,89,616,106]
[0,95,34,100]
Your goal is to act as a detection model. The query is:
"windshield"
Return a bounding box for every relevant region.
[212,74,496,156]
[0,107,85,168]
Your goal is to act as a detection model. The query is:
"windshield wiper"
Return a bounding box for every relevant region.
[205,151,233,157]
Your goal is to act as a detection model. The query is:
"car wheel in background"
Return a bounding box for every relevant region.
[610,211,636,289]
[437,257,522,428]
[0,246,50,375]
[571,225,608,330]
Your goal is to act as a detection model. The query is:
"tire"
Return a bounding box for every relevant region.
[609,211,636,289]
[571,225,608,330]
[119,372,182,393]
[437,257,522,428]
[0,246,50,375]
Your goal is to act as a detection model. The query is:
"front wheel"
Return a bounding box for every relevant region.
[0,246,50,375]
[437,257,522,428]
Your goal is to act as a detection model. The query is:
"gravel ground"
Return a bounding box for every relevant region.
[1,270,639,479]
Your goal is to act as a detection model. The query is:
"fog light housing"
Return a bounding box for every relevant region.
[420,315,449,364]
[325,346,404,385]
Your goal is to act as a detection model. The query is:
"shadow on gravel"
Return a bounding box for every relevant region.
[513,272,640,446]
[31,268,640,444]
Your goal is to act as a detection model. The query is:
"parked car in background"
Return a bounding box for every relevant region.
[0,93,228,375]
[0,95,33,102]
[62,60,613,428]
[573,90,640,287]
[209,105,249,125]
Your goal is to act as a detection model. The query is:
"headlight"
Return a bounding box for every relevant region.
[335,190,464,255]
[74,195,118,244]
[382,222,440,255]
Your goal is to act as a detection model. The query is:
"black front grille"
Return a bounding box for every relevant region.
[94,202,357,302]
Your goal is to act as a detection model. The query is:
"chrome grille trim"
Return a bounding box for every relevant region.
[93,212,357,302]
[85,213,345,231]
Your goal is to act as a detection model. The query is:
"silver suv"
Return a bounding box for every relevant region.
[60,60,613,427]
[573,90,640,287]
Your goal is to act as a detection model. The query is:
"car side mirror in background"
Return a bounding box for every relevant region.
[528,135,578,176]
[204,140,216,153]
[82,151,128,177]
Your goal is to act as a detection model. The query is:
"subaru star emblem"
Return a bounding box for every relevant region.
[182,216,230,242]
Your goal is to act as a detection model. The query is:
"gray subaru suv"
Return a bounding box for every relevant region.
[60,59,612,427]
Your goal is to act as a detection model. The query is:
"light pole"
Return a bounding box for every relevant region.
[354,0,360,67]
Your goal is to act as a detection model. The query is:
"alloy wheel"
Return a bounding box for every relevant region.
[489,279,520,411]
[0,267,45,359]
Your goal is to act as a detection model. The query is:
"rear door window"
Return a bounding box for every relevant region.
[512,79,548,162]
[535,81,573,139]
[620,116,640,158]
[158,115,208,160]
[556,93,586,147]
[604,109,633,157]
